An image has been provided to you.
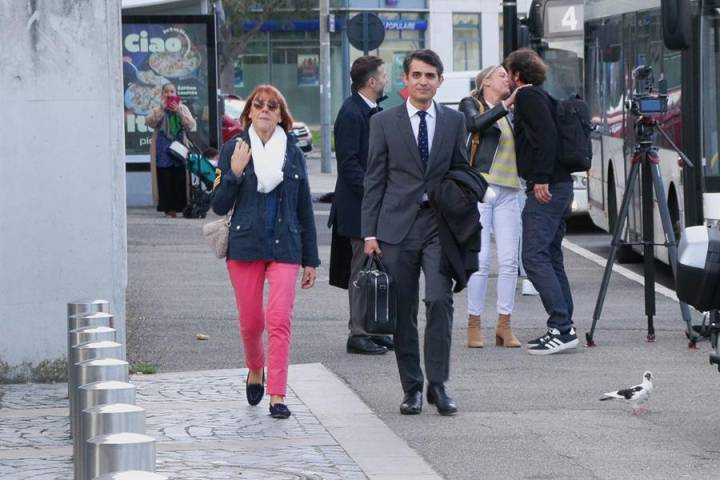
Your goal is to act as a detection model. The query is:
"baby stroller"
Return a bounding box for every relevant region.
[182,141,218,219]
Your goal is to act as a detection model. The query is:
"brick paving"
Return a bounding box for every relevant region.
[0,368,366,479]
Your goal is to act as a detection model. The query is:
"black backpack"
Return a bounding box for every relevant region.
[553,94,593,173]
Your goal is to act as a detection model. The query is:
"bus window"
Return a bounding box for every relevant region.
[702,8,720,179]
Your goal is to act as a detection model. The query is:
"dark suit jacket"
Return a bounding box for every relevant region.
[328,92,374,288]
[330,92,373,239]
[362,102,468,244]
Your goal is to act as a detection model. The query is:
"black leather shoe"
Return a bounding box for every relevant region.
[269,403,291,419]
[426,383,457,416]
[371,335,394,351]
[246,370,264,406]
[400,390,423,415]
[347,336,388,355]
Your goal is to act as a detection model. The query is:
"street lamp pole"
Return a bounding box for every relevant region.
[320,0,333,173]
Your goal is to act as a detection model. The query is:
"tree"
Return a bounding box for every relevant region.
[215,0,316,93]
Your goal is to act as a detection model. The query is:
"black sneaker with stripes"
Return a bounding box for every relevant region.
[527,327,578,355]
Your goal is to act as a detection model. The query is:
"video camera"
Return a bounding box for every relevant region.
[627,65,668,117]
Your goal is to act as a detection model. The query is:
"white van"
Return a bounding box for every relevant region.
[435,70,478,110]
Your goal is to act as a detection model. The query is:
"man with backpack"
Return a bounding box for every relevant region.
[505,48,579,355]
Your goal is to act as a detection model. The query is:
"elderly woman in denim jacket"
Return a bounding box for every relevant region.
[459,66,528,349]
[212,85,320,419]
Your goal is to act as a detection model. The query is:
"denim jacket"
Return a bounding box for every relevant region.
[211,132,320,268]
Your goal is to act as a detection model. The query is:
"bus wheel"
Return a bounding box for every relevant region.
[607,170,618,233]
[668,188,681,243]
[608,172,640,263]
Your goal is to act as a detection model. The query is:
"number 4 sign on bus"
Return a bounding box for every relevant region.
[546,2,584,36]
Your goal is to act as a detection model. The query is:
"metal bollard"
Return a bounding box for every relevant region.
[68,312,115,361]
[76,381,136,480]
[92,472,168,480]
[67,312,116,404]
[86,433,156,479]
[70,327,117,350]
[80,404,145,480]
[73,358,130,440]
[69,341,123,438]
[68,299,110,317]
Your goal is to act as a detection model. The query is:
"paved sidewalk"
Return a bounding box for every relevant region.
[0,364,440,480]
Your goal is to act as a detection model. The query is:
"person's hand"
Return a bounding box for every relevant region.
[301,267,316,289]
[230,139,251,176]
[364,239,382,257]
[169,100,181,113]
[533,183,552,204]
[504,83,531,108]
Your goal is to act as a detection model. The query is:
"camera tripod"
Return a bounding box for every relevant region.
[585,115,699,347]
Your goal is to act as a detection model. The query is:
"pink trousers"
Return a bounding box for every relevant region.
[227,260,299,397]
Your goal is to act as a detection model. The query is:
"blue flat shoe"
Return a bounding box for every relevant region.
[269,403,291,419]
[246,370,264,406]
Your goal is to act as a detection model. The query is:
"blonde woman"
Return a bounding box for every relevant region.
[459,65,527,348]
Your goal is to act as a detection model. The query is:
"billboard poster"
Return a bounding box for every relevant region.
[122,16,217,159]
[297,54,320,87]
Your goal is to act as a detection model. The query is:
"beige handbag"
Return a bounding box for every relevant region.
[202,209,233,259]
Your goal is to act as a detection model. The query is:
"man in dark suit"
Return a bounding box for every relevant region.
[329,56,393,355]
[362,49,468,416]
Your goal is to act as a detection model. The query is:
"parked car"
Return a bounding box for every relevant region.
[289,122,313,153]
[221,94,313,153]
[221,94,244,143]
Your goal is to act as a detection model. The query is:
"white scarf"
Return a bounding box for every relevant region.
[249,124,286,193]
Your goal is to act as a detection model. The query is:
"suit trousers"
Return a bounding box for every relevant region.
[348,238,370,337]
[380,208,454,394]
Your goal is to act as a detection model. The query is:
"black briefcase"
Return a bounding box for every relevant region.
[353,254,397,335]
[677,225,720,311]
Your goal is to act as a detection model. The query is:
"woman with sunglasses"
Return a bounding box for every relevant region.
[212,85,320,419]
[459,65,528,349]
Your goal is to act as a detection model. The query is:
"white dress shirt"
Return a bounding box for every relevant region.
[358,91,377,109]
[406,100,437,155]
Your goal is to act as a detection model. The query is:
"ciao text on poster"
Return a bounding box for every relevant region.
[122,16,217,159]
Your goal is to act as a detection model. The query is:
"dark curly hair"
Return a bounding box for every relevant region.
[504,48,547,86]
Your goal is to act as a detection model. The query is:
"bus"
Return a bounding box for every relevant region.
[522,0,720,263]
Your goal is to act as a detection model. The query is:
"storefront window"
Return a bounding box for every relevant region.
[453,13,481,72]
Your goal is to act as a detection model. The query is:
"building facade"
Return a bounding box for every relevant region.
[122,0,531,204]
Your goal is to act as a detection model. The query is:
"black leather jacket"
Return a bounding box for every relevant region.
[458,96,511,174]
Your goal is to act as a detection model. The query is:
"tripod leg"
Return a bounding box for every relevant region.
[587,159,641,346]
[649,164,698,346]
[641,158,656,341]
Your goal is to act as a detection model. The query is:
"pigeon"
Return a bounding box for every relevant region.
[600,371,654,414]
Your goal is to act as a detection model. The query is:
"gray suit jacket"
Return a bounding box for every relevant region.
[361,102,468,244]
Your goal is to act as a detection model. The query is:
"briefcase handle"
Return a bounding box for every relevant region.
[363,252,388,273]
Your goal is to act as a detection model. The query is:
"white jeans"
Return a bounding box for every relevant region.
[467,185,522,316]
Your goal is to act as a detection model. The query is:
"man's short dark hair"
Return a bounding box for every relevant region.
[350,56,384,91]
[505,48,547,86]
[403,49,444,76]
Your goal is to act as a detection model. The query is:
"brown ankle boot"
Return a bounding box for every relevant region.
[468,315,484,348]
[495,314,521,348]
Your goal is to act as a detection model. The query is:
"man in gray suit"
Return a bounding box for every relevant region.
[361,49,468,416]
